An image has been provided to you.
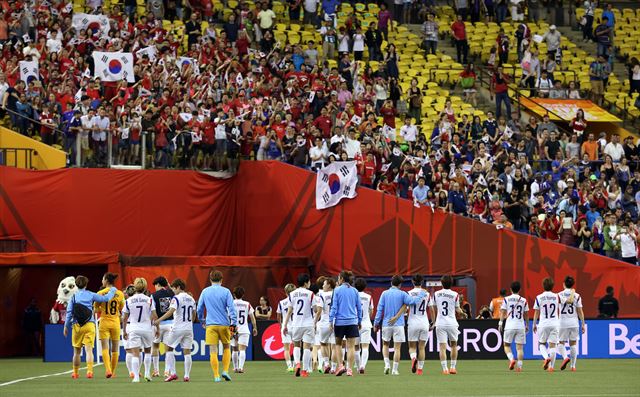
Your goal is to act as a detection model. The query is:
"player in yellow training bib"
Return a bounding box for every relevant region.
[94,272,125,378]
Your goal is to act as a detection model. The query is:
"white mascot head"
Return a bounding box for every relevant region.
[50,276,79,324]
[57,276,78,304]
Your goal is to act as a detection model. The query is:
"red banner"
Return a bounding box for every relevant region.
[0,163,638,318]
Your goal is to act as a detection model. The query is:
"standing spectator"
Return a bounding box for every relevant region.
[616,222,639,265]
[460,64,478,107]
[454,0,469,21]
[23,298,42,356]
[255,296,272,320]
[186,12,202,47]
[491,66,511,119]
[570,109,587,141]
[422,13,439,56]
[581,1,595,42]
[603,213,620,259]
[303,0,319,26]
[601,3,615,41]
[257,3,276,41]
[365,23,382,61]
[589,55,607,106]
[496,29,510,65]
[288,0,302,23]
[377,3,392,41]
[451,14,468,65]
[407,78,422,124]
[604,133,624,162]
[489,289,507,319]
[528,0,540,22]
[495,0,507,23]
[598,286,619,318]
[594,17,612,57]
[628,58,640,95]
[542,25,561,60]
[448,182,467,216]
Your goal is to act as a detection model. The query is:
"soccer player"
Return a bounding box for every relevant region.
[122,277,159,383]
[277,283,296,372]
[430,275,464,375]
[533,277,560,372]
[309,281,322,373]
[354,278,374,374]
[283,273,321,377]
[197,270,237,383]
[374,275,426,375]
[406,275,432,375]
[64,275,116,379]
[154,278,196,382]
[498,280,529,372]
[329,270,362,377]
[317,276,336,373]
[94,272,125,378]
[557,276,585,371]
[231,286,258,373]
[151,276,174,377]
[122,284,137,378]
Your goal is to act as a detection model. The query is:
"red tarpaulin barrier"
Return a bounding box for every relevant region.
[0,163,639,318]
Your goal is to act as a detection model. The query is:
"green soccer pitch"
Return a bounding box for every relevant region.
[0,359,639,396]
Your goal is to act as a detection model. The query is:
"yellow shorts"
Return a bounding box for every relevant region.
[98,323,121,341]
[72,322,96,348]
[205,325,231,345]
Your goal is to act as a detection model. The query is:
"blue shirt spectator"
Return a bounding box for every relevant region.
[413,179,430,204]
[448,183,467,214]
[322,0,339,16]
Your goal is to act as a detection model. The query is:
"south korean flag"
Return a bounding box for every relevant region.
[92,51,135,82]
[19,60,39,84]
[176,57,200,75]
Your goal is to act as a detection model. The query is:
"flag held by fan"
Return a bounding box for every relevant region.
[315,161,358,210]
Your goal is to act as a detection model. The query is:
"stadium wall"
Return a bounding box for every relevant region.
[0,163,638,320]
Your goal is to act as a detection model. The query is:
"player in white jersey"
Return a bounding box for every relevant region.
[122,284,137,378]
[533,277,560,372]
[231,287,258,373]
[557,276,585,372]
[355,278,374,374]
[498,280,529,372]
[122,278,159,383]
[154,278,196,382]
[316,276,336,373]
[429,275,463,375]
[282,273,321,377]
[277,283,296,372]
[406,275,432,375]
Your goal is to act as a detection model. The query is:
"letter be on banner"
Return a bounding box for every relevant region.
[315,161,359,210]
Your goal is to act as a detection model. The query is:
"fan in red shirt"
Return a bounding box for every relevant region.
[312,107,333,138]
[379,100,397,128]
[360,152,377,188]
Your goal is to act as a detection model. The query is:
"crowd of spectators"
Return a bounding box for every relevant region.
[0,0,637,263]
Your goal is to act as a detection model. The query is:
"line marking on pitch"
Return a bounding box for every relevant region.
[0,363,103,387]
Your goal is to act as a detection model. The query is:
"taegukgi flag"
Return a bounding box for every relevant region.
[316,161,358,210]
[92,51,135,82]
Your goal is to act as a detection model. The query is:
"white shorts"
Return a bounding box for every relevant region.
[166,329,194,350]
[128,329,153,350]
[318,325,335,344]
[559,327,580,342]
[358,327,372,345]
[436,326,459,344]
[503,329,526,344]
[292,326,315,344]
[537,326,559,344]
[153,323,171,344]
[231,333,250,347]
[381,326,405,343]
[408,325,430,342]
[281,328,292,344]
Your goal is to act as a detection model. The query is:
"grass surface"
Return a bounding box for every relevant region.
[0,358,638,396]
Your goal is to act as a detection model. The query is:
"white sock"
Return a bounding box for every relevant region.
[418,360,424,369]
[441,360,448,370]
[184,355,192,377]
[285,356,292,368]
[540,344,549,359]
[144,353,152,378]
[570,345,578,368]
[354,351,361,368]
[293,347,301,365]
[410,351,417,360]
[384,357,390,368]
[131,357,140,381]
[451,360,457,369]
[517,360,523,368]
[548,347,557,368]
[152,355,159,372]
[239,351,246,370]
[317,350,324,367]
[342,348,346,363]
[557,344,568,360]
[506,351,514,361]
[392,362,399,372]
[125,353,133,374]
[330,361,337,371]
[166,351,175,375]
[232,351,238,370]
[361,349,369,369]
[302,349,311,372]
